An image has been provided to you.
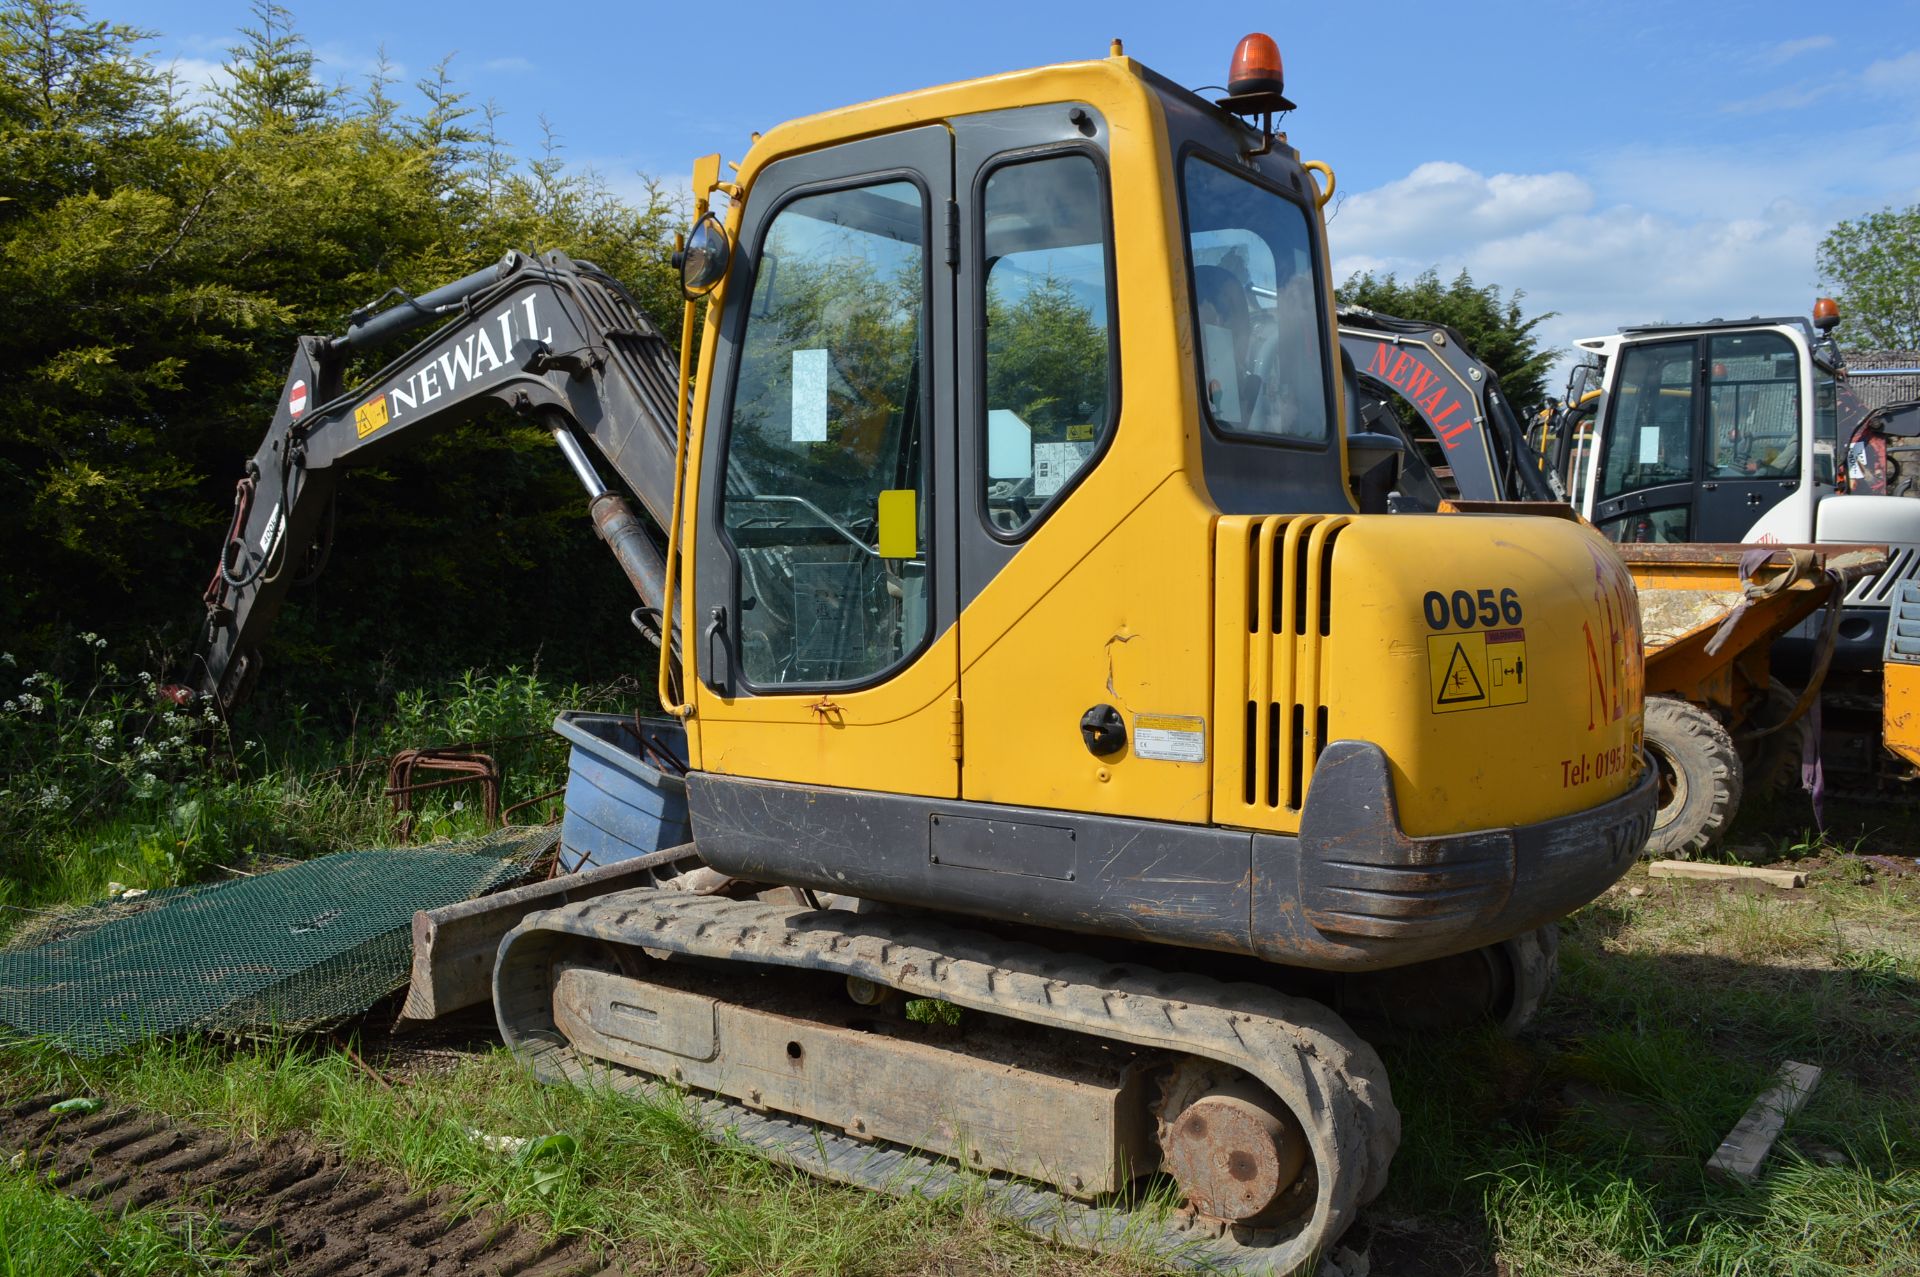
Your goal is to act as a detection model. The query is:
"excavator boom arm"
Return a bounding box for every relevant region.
[196,250,683,709]
[1337,305,1561,505]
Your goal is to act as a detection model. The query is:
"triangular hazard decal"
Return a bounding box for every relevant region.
[1436,641,1486,704]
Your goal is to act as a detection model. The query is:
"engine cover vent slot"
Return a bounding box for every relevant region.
[1214,514,1347,830]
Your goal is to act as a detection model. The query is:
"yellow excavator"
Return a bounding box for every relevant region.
[193,35,1653,1272]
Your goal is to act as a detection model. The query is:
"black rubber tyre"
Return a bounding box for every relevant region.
[1493,924,1560,1035]
[1738,677,1803,795]
[1643,695,1742,859]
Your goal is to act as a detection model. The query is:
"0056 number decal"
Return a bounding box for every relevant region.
[1423,588,1523,630]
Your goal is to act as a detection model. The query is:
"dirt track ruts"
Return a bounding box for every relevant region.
[2,1094,621,1276]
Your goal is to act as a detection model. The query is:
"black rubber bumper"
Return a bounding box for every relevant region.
[1256,741,1658,971]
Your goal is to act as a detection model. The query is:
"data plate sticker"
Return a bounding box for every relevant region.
[1133,713,1206,763]
[1427,628,1528,714]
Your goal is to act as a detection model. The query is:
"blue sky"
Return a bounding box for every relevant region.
[106,0,1920,370]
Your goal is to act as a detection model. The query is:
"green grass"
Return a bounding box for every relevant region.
[5,657,1920,1274]
[0,1036,1141,1277]
[1370,825,1920,1277]
[8,850,1916,1277]
[1,664,628,935]
[0,1161,245,1276]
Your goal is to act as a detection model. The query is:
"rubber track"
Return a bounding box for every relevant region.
[495,889,1401,1275]
[0,1095,619,1276]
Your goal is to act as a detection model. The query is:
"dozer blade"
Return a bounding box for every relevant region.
[495,889,1400,1274]
[400,845,703,1022]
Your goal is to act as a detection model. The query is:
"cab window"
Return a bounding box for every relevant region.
[1182,156,1330,443]
[719,179,929,687]
[1599,339,1694,501]
[1707,332,1799,479]
[980,153,1114,534]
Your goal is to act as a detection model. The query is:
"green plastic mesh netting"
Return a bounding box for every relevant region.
[0,825,555,1055]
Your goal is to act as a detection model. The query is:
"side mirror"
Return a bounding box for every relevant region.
[677,212,731,298]
[1565,363,1593,407]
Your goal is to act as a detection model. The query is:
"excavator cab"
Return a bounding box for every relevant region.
[1580,320,1833,544]
[196,35,1656,1272]
[1568,307,1920,671]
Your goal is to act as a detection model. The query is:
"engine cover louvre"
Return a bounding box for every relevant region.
[1212,514,1347,832]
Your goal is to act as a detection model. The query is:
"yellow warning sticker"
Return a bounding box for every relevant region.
[354,395,390,439]
[1427,628,1528,714]
[1065,423,1097,442]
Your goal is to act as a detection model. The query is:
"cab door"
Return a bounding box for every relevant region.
[1592,339,1698,542]
[1695,331,1802,541]
[690,127,960,798]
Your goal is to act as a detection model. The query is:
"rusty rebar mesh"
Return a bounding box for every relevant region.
[0,825,555,1055]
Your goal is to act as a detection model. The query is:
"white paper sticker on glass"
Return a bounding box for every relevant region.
[791,348,828,443]
[987,409,1033,479]
[1032,440,1096,498]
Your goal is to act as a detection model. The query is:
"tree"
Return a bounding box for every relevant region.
[0,0,681,704]
[1818,204,1920,351]
[1337,268,1556,415]
[214,1,330,133]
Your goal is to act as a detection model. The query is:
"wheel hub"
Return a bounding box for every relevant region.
[1160,1082,1308,1224]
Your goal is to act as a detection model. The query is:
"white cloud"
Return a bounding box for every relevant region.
[481,56,535,74]
[160,56,230,108]
[1862,49,1920,97]
[1326,158,1878,381]
[312,42,406,84]
[1330,162,1592,262]
[1724,46,1920,114]
[1755,35,1834,66]
[1721,81,1840,115]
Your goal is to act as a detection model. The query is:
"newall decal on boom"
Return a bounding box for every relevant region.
[1365,343,1477,449]
[354,292,553,438]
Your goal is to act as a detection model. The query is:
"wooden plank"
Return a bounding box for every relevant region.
[1647,860,1805,888]
[1708,1060,1823,1182]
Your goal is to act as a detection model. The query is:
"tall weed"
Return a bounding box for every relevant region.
[1,644,643,918]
